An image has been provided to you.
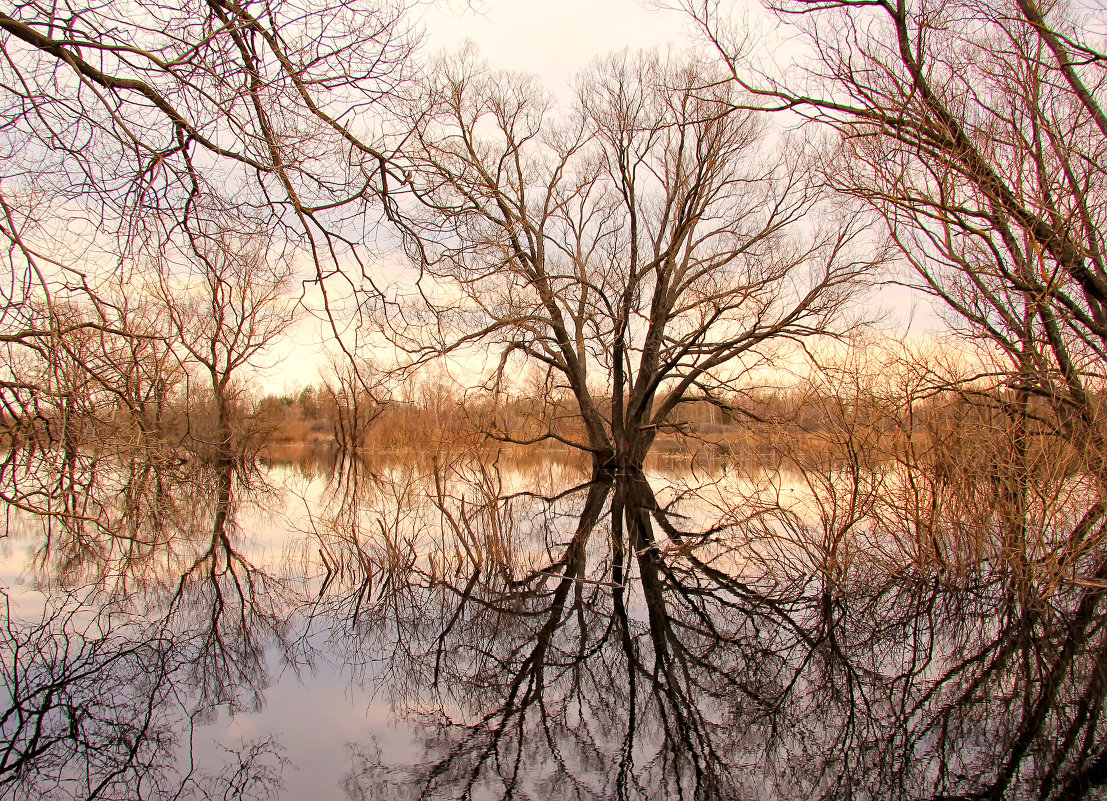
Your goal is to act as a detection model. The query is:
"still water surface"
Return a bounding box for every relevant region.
[3,449,1107,799]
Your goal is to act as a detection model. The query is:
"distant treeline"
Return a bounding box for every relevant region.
[252,375,1106,477]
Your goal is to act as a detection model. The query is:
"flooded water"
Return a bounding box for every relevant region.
[3,447,1107,800]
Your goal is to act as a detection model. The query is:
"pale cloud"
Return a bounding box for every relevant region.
[423,0,695,91]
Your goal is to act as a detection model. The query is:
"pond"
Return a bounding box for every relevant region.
[2,447,1106,800]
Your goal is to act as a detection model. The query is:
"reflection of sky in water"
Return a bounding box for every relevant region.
[192,646,416,801]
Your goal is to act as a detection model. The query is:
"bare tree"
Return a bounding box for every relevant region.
[320,355,388,454]
[153,230,297,462]
[0,0,416,463]
[689,0,1107,439]
[0,0,412,268]
[0,280,190,530]
[683,0,1107,585]
[392,51,876,471]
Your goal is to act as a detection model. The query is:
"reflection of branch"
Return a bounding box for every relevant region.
[0,591,287,800]
[157,461,298,714]
[327,458,1107,799]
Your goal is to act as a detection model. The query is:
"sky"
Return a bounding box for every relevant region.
[421,0,698,89]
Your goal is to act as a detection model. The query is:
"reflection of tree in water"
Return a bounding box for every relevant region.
[1,452,293,799]
[310,460,1107,801]
[164,460,301,715]
[7,444,1107,799]
[321,467,807,799]
[0,594,285,801]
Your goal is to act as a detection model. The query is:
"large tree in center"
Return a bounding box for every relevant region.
[394,52,874,470]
